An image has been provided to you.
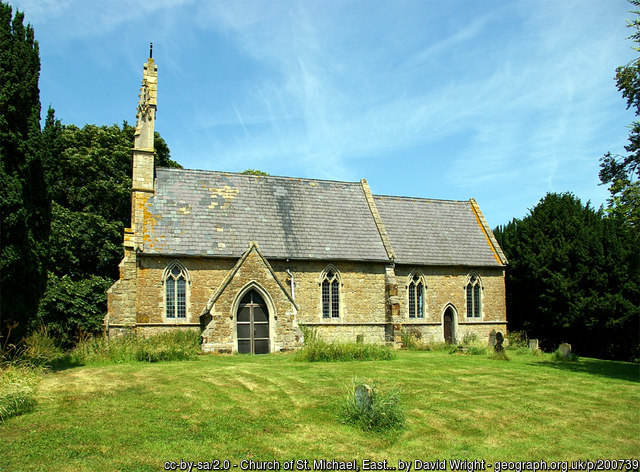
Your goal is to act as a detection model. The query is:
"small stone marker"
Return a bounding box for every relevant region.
[488,330,497,347]
[494,332,504,353]
[529,339,539,351]
[355,384,373,412]
[559,343,572,358]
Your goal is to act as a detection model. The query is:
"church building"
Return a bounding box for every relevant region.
[105,52,508,353]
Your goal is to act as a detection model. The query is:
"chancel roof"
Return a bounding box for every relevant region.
[140,168,505,267]
[374,195,504,267]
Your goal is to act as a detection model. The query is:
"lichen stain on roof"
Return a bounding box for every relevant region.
[142,168,503,265]
[208,186,239,210]
[142,201,165,250]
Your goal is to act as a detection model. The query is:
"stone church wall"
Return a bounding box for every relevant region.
[106,254,506,349]
[270,260,389,344]
[394,265,507,343]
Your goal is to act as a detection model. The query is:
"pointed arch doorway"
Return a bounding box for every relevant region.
[443,305,457,344]
[236,289,270,354]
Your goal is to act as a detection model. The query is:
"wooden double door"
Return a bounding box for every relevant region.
[236,290,270,354]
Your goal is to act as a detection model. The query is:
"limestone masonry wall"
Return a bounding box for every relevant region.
[107,254,506,348]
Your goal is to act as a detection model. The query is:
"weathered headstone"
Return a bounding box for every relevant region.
[494,332,504,353]
[355,384,373,412]
[488,329,497,347]
[529,339,539,351]
[559,343,571,358]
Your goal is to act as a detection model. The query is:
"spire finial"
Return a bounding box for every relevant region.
[149,42,153,59]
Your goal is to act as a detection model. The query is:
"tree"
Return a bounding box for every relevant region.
[241,169,269,175]
[494,193,639,361]
[600,1,640,226]
[0,2,50,345]
[38,116,180,343]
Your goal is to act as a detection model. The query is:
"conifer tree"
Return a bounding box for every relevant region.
[494,193,639,361]
[0,2,50,345]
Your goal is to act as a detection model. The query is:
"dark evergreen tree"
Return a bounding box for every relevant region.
[38,116,180,343]
[0,2,50,345]
[494,193,640,361]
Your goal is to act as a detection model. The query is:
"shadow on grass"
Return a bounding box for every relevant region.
[48,356,85,372]
[534,357,640,383]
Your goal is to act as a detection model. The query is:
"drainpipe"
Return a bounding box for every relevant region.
[286,269,295,300]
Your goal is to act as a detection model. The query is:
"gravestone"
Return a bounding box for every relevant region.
[355,384,372,412]
[529,339,539,351]
[494,332,504,353]
[558,343,572,358]
[488,329,497,347]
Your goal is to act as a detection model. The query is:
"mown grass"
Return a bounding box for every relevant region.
[0,351,638,472]
[0,330,201,425]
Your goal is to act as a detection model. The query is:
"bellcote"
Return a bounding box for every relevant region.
[132,44,156,193]
[134,45,157,151]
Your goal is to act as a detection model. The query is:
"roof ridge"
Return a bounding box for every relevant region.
[155,167,361,185]
[374,194,470,204]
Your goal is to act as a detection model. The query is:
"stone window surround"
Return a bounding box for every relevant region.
[464,272,483,321]
[318,264,343,320]
[162,259,190,322]
[405,269,427,319]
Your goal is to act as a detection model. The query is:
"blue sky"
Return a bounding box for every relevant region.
[9,0,637,228]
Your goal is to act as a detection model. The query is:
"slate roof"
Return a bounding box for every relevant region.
[140,168,504,267]
[141,168,390,261]
[374,195,503,267]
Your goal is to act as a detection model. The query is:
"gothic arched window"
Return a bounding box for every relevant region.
[466,273,482,319]
[321,267,341,319]
[408,272,425,318]
[163,261,189,319]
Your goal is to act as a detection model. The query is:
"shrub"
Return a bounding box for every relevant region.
[0,366,39,422]
[506,331,528,350]
[489,350,510,361]
[552,349,579,362]
[423,341,454,352]
[462,332,479,344]
[467,345,488,355]
[69,330,201,364]
[20,328,64,368]
[296,339,396,362]
[300,326,318,345]
[340,381,405,432]
[459,332,488,355]
[401,330,419,350]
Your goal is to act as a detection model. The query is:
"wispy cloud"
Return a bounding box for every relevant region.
[8,0,636,225]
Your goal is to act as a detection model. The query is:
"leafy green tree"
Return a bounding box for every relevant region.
[600,1,640,226]
[38,115,180,343]
[241,169,269,175]
[0,2,50,345]
[494,193,639,361]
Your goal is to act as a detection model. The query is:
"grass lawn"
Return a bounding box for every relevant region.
[1,351,638,472]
